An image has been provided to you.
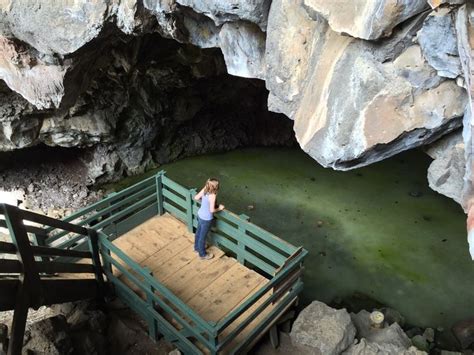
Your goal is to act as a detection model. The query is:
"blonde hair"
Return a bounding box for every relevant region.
[204,178,219,194]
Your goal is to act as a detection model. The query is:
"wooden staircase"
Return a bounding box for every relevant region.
[0,204,106,355]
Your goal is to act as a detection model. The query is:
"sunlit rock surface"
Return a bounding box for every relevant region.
[266,1,467,169]
[302,0,429,40]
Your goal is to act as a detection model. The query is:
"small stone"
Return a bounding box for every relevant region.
[422,328,435,343]
[379,307,406,327]
[411,334,429,352]
[409,191,422,198]
[317,221,323,227]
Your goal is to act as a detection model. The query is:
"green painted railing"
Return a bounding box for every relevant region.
[31,171,306,354]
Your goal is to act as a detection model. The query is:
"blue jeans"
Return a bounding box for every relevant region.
[194,217,213,257]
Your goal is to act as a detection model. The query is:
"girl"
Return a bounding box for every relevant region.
[193,178,225,260]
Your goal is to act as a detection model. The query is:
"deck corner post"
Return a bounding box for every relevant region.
[187,189,197,233]
[87,229,106,302]
[155,172,165,215]
[144,268,159,342]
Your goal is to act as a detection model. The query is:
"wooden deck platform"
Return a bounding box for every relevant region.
[111,213,279,351]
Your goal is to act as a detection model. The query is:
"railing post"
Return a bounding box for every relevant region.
[187,189,197,233]
[155,171,165,215]
[237,214,250,264]
[87,229,106,302]
[2,204,42,355]
[144,267,159,342]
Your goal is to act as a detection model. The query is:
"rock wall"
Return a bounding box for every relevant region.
[0,0,472,214]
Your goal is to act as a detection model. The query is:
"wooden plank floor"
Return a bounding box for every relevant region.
[111,213,279,352]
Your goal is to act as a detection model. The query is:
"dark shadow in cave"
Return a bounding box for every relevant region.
[0,33,296,211]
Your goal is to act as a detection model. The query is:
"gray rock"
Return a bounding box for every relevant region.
[343,338,427,355]
[23,315,73,355]
[455,3,474,210]
[290,301,356,355]
[176,0,271,30]
[422,328,435,343]
[219,22,266,79]
[410,334,430,352]
[426,131,465,204]
[452,316,474,349]
[379,307,406,327]
[418,8,462,79]
[351,310,411,349]
[302,0,429,40]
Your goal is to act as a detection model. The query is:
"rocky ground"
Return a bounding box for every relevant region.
[0,299,178,355]
[0,146,103,215]
[3,298,472,354]
[256,301,474,355]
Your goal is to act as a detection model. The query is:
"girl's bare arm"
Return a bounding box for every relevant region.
[208,194,224,213]
[194,187,205,201]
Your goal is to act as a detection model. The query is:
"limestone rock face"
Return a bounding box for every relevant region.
[1,1,108,55]
[219,22,266,79]
[290,301,356,355]
[418,8,462,79]
[302,0,429,40]
[266,3,467,170]
[175,0,271,30]
[0,36,68,109]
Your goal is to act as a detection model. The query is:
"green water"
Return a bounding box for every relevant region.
[112,147,473,343]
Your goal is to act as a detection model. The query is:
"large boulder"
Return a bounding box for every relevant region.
[290,301,356,355]
[266,2,467,170]
[22,315,73,355]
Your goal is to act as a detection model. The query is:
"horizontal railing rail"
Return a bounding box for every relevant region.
[43,176,158,252]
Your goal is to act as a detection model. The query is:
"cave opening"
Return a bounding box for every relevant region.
[0,33,295,213]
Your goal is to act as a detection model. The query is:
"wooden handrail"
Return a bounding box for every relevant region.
[31,245,92,259]
[17,208,88,236]
[0,219,48,238]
